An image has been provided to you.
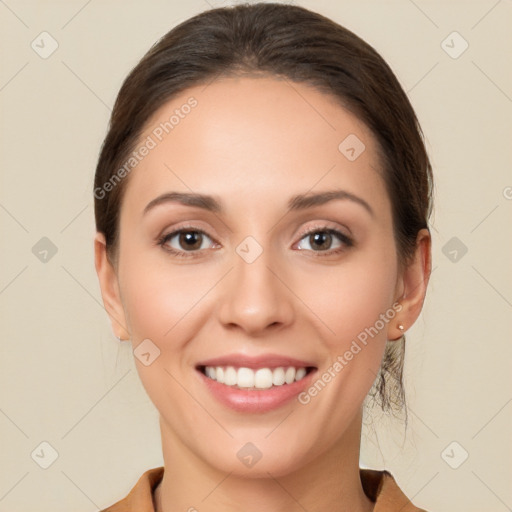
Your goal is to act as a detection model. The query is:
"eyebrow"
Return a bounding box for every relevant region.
[143,189,374,217]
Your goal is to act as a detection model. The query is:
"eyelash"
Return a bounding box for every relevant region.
[157,224,354,259]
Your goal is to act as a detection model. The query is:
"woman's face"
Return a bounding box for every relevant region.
[96,75,425,476]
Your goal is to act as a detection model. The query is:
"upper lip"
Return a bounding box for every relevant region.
[196,353,317,370]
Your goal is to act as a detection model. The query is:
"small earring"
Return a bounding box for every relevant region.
[398,324,405,332]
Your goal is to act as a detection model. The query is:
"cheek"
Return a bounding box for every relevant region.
[118,251,215,408]
[300,251,398,344]
[120,230,398,348]
[120,259,209,342]
[296,247,399,403]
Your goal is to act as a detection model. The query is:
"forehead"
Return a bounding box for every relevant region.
[121,75,389,219]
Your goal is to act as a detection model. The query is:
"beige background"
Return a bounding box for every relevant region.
[1,0,511,510]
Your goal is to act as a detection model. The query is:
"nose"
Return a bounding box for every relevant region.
[217,245,295,336]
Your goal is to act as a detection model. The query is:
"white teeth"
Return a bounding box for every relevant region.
[224,366,237,386]
[272,367,285,386]
[237,367,256,388]
[254,368,273,389]
[285,367,295,384]
[202,365,310,389]
[295,367,306,381]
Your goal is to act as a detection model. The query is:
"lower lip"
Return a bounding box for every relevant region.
[196,368,317,413]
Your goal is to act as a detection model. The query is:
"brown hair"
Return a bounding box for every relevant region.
[94,2,433,423]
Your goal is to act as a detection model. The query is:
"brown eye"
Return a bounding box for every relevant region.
[159,229,216,256]
[296,227,353,255]
[308,231,333,251]
[177,231,203,251]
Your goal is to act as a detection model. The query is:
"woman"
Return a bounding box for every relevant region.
[94,3,432,511]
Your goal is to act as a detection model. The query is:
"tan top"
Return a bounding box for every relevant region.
[99,466,429,511]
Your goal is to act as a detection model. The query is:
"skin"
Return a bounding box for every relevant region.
[95,75,431,512]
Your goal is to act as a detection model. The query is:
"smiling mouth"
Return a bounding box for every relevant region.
[196,365,317,390]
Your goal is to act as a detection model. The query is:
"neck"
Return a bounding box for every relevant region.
[154,409,374,512]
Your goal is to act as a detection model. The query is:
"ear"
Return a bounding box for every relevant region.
[94,232,130,341]
[389,228,432,341]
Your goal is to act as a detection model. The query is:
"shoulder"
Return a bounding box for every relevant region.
[360,468,430,511]
[99,466,164,512]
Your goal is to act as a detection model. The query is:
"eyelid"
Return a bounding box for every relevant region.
[158,220,354,258]
[159,221,218,242]
[295,220,351,240]
[159,221,349,241]
[292,222,354,255]
[160,226,218,245]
